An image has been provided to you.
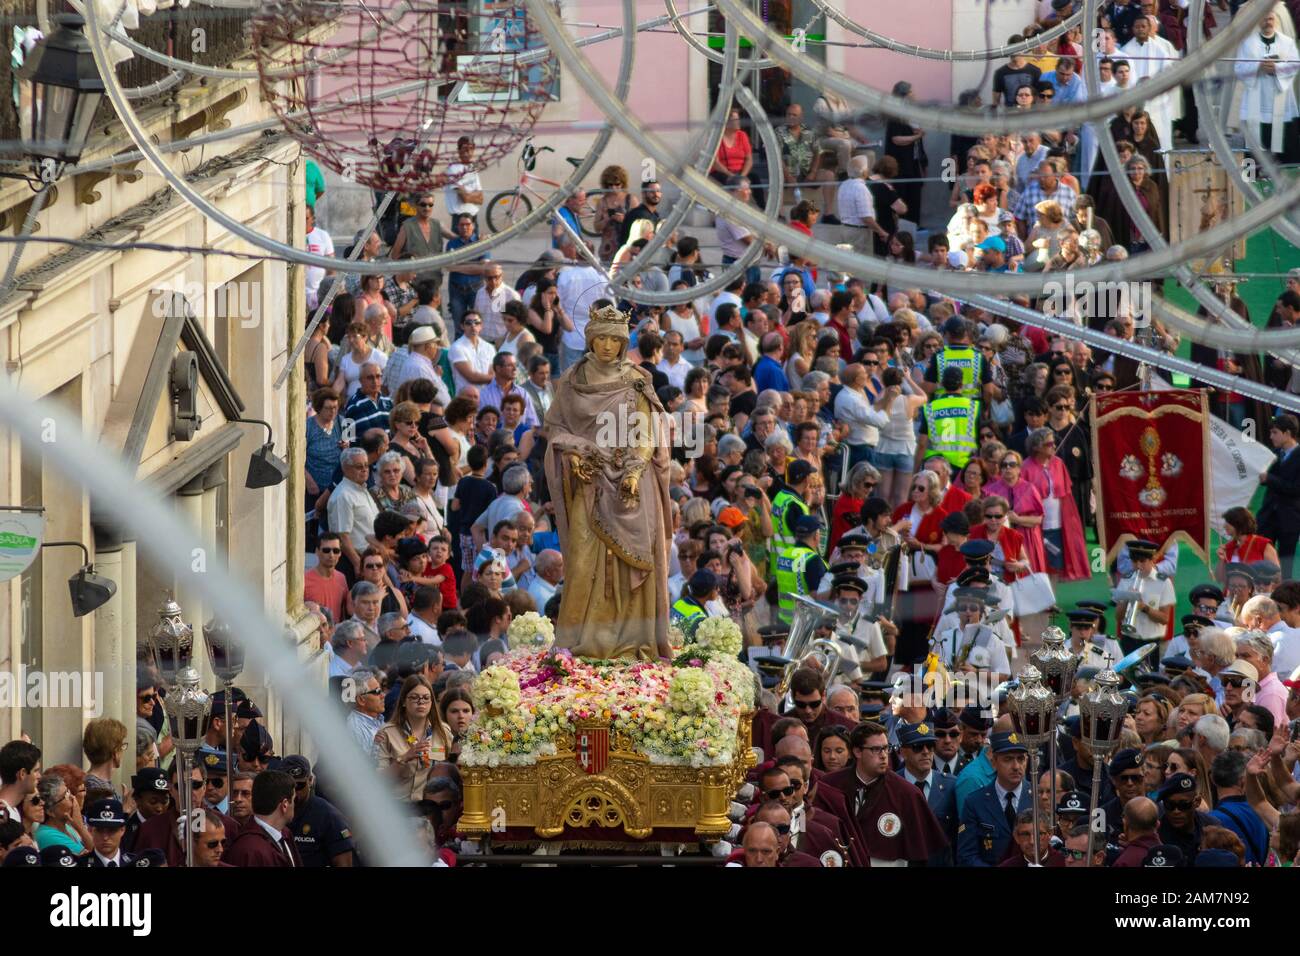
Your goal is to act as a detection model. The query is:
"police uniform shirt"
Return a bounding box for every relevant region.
[933,753,962,777]
[92,850,125,867]
[1128,570,1176,642]
[290,794,355,867]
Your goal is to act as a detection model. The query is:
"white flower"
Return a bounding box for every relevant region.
[507,612,556,651]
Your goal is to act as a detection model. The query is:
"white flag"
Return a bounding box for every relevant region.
[1149,375,1274,517]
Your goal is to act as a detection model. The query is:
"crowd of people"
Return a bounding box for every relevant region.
[2,2,1300,871]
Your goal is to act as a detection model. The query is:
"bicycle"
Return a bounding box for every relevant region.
[485,137,601,236]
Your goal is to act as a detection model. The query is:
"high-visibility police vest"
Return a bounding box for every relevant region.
[671,596,708,634]
[936,346,982,399]
[775,545,817,625]
[924,395,980,469]
[769,489,809,576]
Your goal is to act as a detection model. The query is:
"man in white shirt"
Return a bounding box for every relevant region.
[473,264,520,344]
[657,329,692,390]
[304,205,335,311]
[444,136,483,231]
[448,311,497,393]
[1119,15,1180,159]
[527,549,563,612]
[709,276,745,326]
[391,326,451,403]
[407,586,442,645]
[556,237,609,371]
[1261,583,1300,678]
[833,363,888,462]
[327,449,380,578]
[346,666,386,759]
[1234,11,1300,159]
[328,621,369,679]
[835,155,880,254]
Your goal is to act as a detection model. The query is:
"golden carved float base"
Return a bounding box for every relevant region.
[458,714,755,842]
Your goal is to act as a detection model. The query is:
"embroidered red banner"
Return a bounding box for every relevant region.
[1091,389,1211,564]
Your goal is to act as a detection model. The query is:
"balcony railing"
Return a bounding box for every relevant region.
[0,1,257,159]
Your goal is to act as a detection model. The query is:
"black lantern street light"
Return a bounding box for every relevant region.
[1006,665,1056,865]
[15,14,105,181]
[145,597,210,868]
[1029,625,1080,834]
[1078,661,1128,867]
[202,616,246,801]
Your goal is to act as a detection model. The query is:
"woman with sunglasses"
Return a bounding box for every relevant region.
[1164,748,1214,812]
[1044,383,1093,525]
[375,675,455,802]
[829,461,881,553]
[969,492,1036,581]
[18,787,45,840]
[983,453,1048,574]
[1022,427,1091,581]
[891,470,952,666]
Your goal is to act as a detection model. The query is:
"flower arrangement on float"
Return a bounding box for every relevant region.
[460,617,754,769]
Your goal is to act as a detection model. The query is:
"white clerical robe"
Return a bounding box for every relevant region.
[1119,34,1182,163]
[1235,31,1300,153]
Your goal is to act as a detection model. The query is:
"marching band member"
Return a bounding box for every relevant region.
[932,587,1010,683]
[935,566,1016,655]
[826,573,890,679]
[1113,539,1175,658]
[1065,606,1124,671]
[1221,564,1254,625]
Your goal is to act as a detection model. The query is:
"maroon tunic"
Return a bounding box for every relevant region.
[752,706,855,758]
[780,849,823,867]
[1112,833,1162,867]
[224,817,303,868]
[821,767,950,866]
[133,806,241,868]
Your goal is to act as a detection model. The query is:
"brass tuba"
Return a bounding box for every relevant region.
[776,594,844,697]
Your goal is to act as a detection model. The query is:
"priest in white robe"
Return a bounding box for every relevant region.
[1119,16,1182,166]
[1235,11,1300,161]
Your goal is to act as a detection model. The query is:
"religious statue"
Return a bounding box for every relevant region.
[543,305,674,660]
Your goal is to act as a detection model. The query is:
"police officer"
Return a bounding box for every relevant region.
[770,460,815,578]
[283,755,355,867]
[894,720,959,865]
[924,316,995,401]
[921,366,981,470]
[84,798,139,868]
[671,569,717,635]
[199,750,229,814]
[775,515,829,626]
[931,708,964,777]
[934,587,1010,680]
[957,731,1033,866]
[1055,790,1089,838]
[1065,606,1122,671]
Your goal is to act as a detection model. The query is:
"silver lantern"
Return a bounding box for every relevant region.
[147,597,195,687]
